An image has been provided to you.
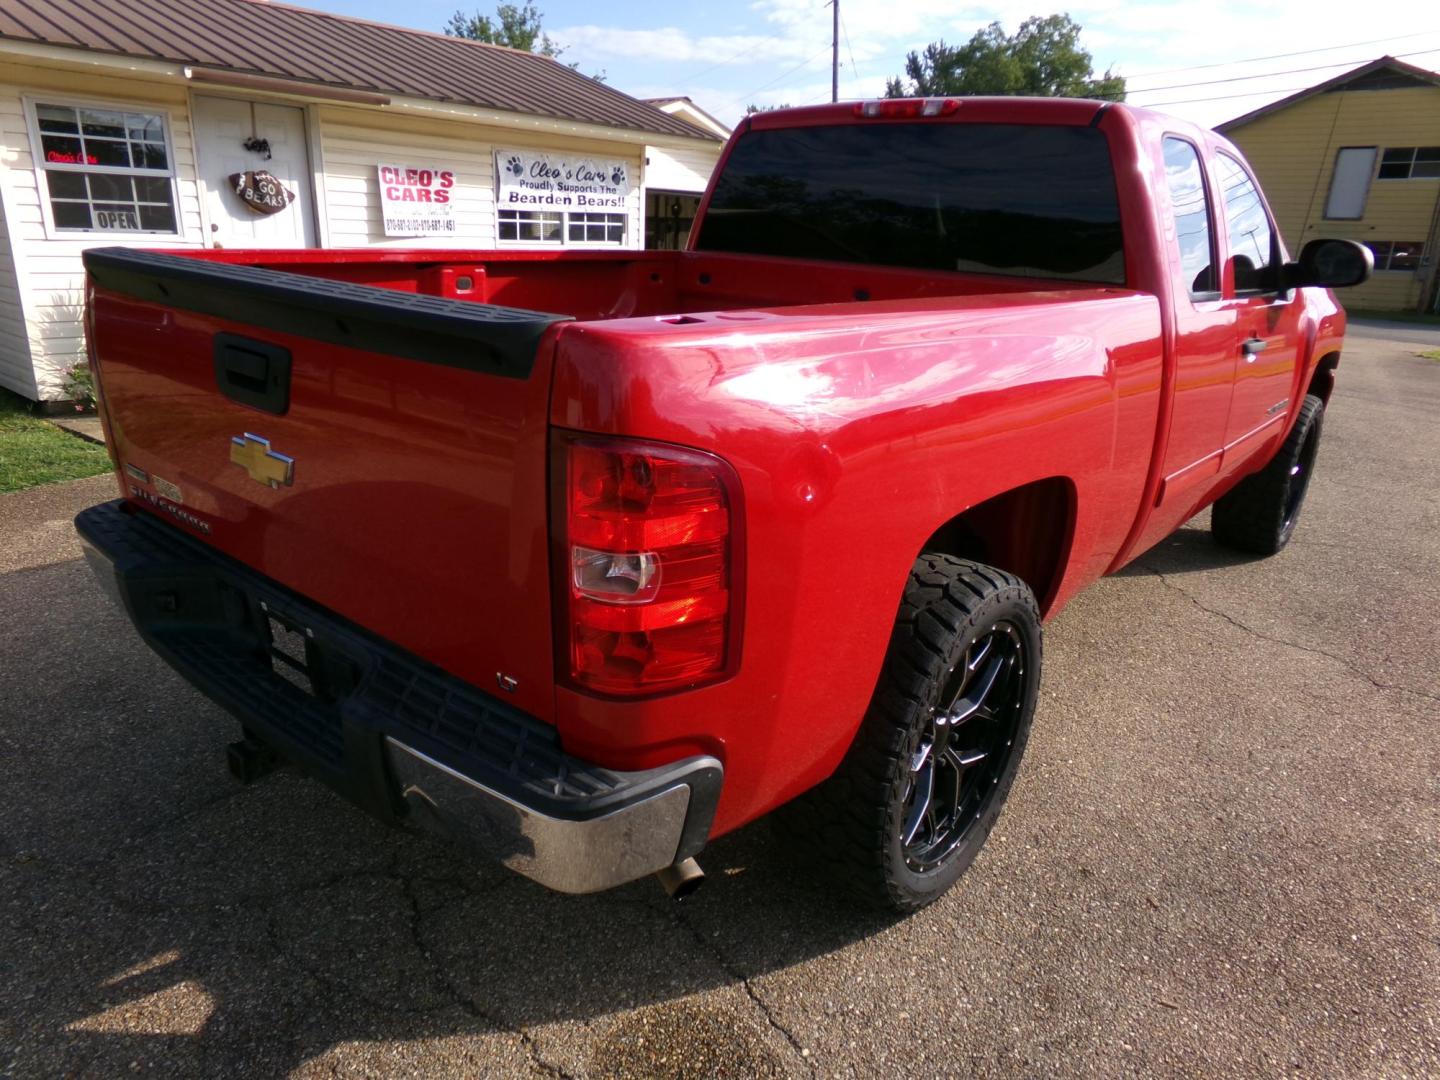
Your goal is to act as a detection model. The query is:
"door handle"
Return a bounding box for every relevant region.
[1241,337,1268,360]
[214,334,292,415]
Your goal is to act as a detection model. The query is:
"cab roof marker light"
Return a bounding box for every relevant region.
[853,98,960,119]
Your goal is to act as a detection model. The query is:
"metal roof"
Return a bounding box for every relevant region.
[643,96,731,138]
[1217,56,1440,133]
[0,0,717,142]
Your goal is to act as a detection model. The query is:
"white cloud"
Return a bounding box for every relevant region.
[754,0,978,52]
[554,25,819,64]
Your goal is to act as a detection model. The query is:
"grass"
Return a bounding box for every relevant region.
[1345,309,1440,326]
[1421,350,1440,362]
[0,391,112,494]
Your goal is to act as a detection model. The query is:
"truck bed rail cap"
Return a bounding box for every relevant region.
[83,246,571,380]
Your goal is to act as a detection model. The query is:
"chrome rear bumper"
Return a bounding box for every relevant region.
[75,498,723,895]
[387,739,720,894]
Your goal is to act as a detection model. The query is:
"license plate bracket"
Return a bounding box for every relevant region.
[266,610,315,697]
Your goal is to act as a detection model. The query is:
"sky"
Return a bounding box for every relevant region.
[295,0,1440,131]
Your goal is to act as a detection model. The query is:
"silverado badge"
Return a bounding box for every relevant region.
[230,433,294,489]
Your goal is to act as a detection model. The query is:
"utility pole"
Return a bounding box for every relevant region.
[831,0,839,103]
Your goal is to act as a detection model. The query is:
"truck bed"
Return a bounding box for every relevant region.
[115,245,1089,320]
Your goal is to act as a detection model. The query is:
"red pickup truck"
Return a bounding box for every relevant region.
[76,97,1369,911]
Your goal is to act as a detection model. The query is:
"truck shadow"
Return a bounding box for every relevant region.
[1111,521,1269,578]
[6,556,892,1077]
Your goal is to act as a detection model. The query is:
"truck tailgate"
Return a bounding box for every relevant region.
[84,247,569,721]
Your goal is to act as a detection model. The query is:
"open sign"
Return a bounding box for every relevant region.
[95,209,140,230]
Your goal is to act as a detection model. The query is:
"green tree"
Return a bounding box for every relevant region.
[745,103,792,114]
[445,4,561,57]
[884,14,1124,101]
[444,4,605,79]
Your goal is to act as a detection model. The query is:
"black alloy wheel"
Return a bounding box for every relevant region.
[1213,393,1326,555]
[776,554,1041,912]
[900,622,1026,872]
[1281,414,1322,534]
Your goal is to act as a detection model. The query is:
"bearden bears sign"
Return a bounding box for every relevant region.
[495,149,633,214]
[378,164,457,237]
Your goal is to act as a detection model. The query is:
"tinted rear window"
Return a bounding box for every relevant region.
[695,122,1125,284]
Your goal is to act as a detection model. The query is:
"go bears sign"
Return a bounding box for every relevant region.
[495,148,633,212]
[377,164,457,237]
[228,170,295,215]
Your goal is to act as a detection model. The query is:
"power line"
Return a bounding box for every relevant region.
[1119,27,1440,80]
[683,31,830,84]
[684,40,791,83]
[1145,83,1346,108]
[700,22,1440,113]
[1123,45,1440,98]
[681,22,1440,97]
[753,44,1439,112]
[840,8,859,82]
[723,45,833,106]
[1102,46,1440,104]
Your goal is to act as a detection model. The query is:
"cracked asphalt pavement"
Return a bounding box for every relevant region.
[2,326,1436,1078]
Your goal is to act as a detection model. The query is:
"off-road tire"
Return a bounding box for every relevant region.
[1212,393,1325,555]
[779,554,1041,912]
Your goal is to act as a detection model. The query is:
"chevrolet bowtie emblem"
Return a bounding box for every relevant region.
[230,433,294,489]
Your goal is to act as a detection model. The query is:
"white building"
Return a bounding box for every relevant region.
[642,97,733,251]
[0,0,725,401]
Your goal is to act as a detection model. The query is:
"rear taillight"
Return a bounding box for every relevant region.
[555,434,742,696]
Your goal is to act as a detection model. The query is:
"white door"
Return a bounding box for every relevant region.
[193,95,316,248]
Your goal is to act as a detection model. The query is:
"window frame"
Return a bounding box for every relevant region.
[566,211,627,245]
[22,94,184,241]
[1376,147,1440,181]
[1321,145,1378,220]
[1365,240,1426,272]
[1214,150,1284,297]
[495,207,630,249]
[1162,134,1222,302]
[497,208,564,245]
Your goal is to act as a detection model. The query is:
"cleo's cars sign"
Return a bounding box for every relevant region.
[495,149,633,212]
[378,164,456,237]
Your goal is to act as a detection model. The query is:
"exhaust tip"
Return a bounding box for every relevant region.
[655,857,705,901]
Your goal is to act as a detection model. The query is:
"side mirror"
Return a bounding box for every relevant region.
[1284,238,1373,289]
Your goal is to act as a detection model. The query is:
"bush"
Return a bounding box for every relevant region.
[59,361,95,412]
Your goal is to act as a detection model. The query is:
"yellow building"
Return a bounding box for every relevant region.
[1219,57,1440,314]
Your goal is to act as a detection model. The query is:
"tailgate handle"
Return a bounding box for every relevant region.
[214,334,291,415]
